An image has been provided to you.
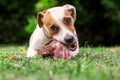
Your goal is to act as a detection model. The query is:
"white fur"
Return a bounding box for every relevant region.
[27,25,49,57]
[27,4,79,57]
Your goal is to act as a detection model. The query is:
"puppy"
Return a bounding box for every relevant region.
[27,4,79,57]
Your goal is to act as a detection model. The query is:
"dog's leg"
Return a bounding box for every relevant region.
[27,47,38,57]
[27,26,48,57]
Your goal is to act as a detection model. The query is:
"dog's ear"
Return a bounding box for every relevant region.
[37,10,46,27]
[63,4,76,21]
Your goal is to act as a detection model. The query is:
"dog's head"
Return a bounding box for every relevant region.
[37,4,79,56]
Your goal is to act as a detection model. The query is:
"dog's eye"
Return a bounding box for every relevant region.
[65,18,71,25]
[50,25,58,31]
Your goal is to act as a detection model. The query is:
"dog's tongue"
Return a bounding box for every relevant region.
[39,38,77,60]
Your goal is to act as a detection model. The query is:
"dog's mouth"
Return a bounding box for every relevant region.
[64,42,77,51]
[43,38,77,52]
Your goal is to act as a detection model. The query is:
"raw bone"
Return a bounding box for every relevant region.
[39,38,71,60]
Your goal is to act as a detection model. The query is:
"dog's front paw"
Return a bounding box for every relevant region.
[27,49,38,57]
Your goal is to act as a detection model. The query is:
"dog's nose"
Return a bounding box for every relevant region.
[64,34,74,44]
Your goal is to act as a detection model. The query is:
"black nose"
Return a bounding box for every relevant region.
[64,34,74,44]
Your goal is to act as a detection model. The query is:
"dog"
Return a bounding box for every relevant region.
[27,4,79,57]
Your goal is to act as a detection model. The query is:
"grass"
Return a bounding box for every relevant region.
[0,45,120,80]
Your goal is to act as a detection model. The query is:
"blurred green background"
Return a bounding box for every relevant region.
[0,0,120,46]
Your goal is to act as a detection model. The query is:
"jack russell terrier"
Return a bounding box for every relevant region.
[27,4,79,57]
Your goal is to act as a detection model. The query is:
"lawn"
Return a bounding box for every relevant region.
[0,45,120,80]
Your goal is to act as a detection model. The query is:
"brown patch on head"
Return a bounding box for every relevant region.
[38,10,59,35]
[68,8,76,21]
[63,4,76,21]
[62,10,75,34]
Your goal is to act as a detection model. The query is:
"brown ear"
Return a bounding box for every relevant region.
[37,12,43,27]
[63,4,76,21]
[37,11,46,27]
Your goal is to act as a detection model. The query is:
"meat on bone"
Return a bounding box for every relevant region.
[39,38,72,60]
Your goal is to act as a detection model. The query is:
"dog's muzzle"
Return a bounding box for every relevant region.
[64,34,75,44]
